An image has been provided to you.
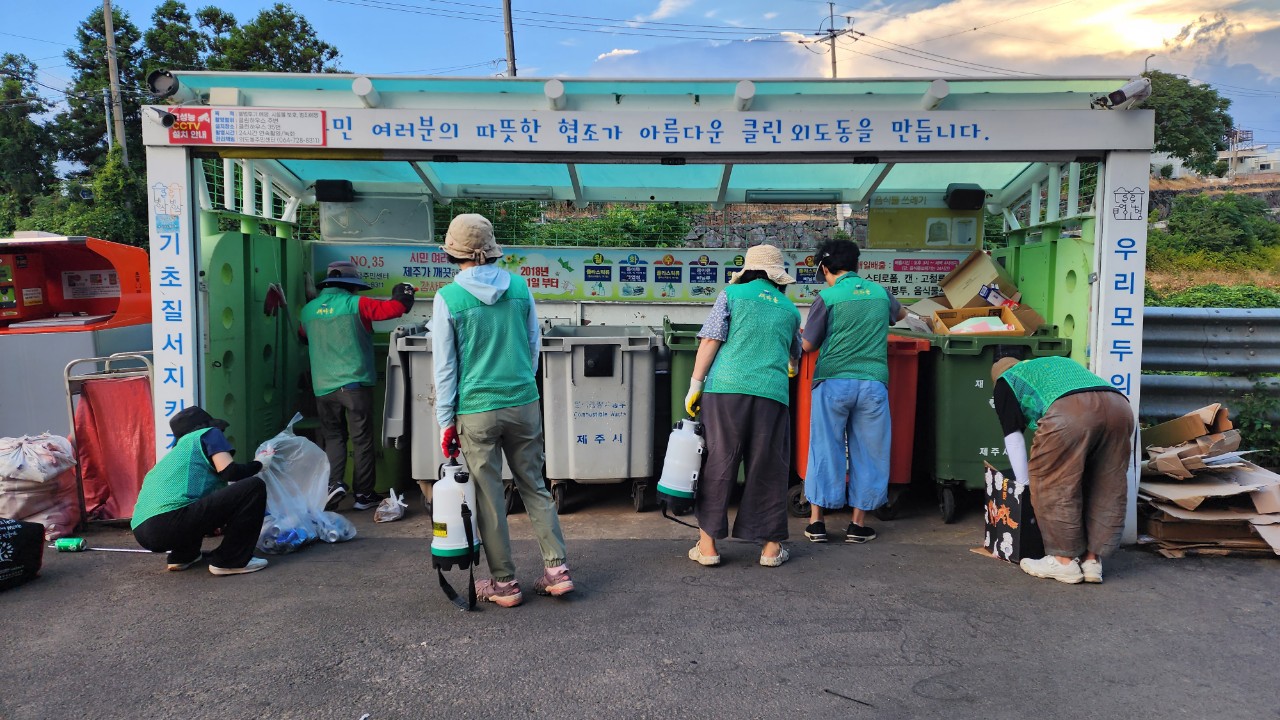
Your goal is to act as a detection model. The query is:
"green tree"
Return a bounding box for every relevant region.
[201,3,341,73]
[1139,70,1233,176]
[143,0,207,77]
[0,54,57,234]
[1161,192,1280,256]
[16,146,147,247]
[54,6,144,173]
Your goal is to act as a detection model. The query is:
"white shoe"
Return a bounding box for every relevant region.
[1019,556,1083,584]
[1080,559,1103,583]
[688,545,721,566]
[759,546,790,568]
[209,557,269,576]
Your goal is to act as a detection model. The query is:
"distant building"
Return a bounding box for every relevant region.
[1219,145,1280,176]
[1149,152,1190,179]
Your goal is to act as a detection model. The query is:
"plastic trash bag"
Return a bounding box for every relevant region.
[253,413,356,554]
[0,435,80,540]
[374,489,407,523]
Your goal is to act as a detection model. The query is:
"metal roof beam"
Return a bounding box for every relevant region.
[410,162,450,204]
[854,163,893,206]
[567,163,585,208]
[713,164,733,210]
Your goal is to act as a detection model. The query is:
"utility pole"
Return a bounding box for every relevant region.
[503,0,517,77]
[818,2,855,79]
[103,0,129,165]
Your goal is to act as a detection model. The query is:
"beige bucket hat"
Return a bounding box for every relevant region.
[443,213,503,262]
[991,357,1020,384]
[730,244,795,285]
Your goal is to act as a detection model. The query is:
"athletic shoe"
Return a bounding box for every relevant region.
[533,567,575,597]
[846,523,877,544]
[804,521,828,543]
[324,486,347,511]
[166,553,203,572]
[759,545,790,567]
[1019,556,1084,584]
[475,579,523,608]
[688,545,721,566]
[209,557,269,576]
[1080,558,1103,583]
[352,492,385,511]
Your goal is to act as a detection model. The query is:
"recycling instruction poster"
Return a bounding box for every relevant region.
[311,244,967,304]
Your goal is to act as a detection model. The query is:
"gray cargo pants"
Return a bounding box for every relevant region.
[457,400,567,582]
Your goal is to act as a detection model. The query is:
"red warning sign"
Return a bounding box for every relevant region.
[167,108,213,145]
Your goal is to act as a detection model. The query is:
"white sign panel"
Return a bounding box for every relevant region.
[149,106,1152,153]
[147,148,199,459]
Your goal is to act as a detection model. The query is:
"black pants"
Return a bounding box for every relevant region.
[696,393,791,543]
[316,385,376,497]
[133,478,267,569]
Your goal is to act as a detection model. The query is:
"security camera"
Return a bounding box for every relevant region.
[147,106,177,128]
[1095,77,1152,110]
[146,69,197,103]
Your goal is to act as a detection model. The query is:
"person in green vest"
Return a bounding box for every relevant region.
[131,406,269,575]
[432,214,572,608]
[300,261,416,512]
[800,239,908,545]
[684,244,802,568]
[992,355,1134,584]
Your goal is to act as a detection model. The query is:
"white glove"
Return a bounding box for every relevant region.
[685,378,704,418]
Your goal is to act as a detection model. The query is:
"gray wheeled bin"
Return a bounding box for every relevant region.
[383,323,513,512]
[540,325,657,512]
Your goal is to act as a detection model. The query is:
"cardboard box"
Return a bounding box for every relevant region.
[933,306,1025,337]
[896,295,950,333]
[982,464,1044,562]
[1140,404,1233,450]
[939,250,1020,309]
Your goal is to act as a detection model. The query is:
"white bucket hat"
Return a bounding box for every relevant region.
[443,213,503,263]
[730,244,795,285]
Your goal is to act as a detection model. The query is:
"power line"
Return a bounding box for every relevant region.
[911,0,1079,45]
[0,30,73,47]
[832,37,965,75]
[324,0,803,42]
[848,31,1043,77]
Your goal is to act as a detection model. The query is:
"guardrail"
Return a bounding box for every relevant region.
[1141,307,1280,421]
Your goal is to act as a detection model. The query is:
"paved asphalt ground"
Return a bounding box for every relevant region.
[4,485,1279,720]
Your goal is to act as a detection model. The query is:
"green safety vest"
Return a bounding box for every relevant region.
[999,356,1114,430]
[439,275,539,416]
[705,278,801,406]
[131,428,220,529]
[301,287,376,397]
[813,272,891,385]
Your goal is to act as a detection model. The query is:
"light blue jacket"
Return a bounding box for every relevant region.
[430,264,541,428]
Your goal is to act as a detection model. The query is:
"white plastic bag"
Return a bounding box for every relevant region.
[373,489,407,523]
[253,413,356,554]
[0,435,80,539]
[0,434,76,481]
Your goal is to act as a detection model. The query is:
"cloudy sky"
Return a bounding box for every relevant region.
[3,0,1278,144]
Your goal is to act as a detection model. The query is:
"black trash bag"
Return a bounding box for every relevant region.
[0,518,44,591]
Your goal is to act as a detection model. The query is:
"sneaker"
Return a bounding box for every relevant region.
[165,553,203,572]
[759,545,790,568]
[324,485,347,511]
[804,521,828,543]
[846,523,877,543]
[533,566,575,596]
[209,557,269,576]
[352,492,385,511]
[475,579,523,608]
[1080,558,1103,583]
[688,545,721,566]
[1019,556,1084,584]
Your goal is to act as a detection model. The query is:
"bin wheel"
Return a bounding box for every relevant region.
[940,487,958,524]
[632,482,649,513]
[552,483,568,513]
[787,484,811,519]
[875,489,906,517]
[504,482,522,515]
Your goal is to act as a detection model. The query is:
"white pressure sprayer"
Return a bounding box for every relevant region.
[431,454,481,610]
[656,418,705,527]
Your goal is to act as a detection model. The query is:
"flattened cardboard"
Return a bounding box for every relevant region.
[1140,404,1233,449]
[1206,462,1280,514]
[897,295,951,332]
[939,250,1020,309]
[1142,430,1244,479]
[934,306,1026,337]
[1138,477,1269,511]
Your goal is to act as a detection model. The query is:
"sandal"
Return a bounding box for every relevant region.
[688,545,721,566]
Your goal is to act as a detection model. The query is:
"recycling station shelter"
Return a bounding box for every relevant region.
[140,72,1154,538]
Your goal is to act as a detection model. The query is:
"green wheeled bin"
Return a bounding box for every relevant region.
[900,331,1071,523]
[663,318,701,429]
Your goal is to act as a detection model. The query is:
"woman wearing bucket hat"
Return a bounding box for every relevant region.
[300,261,417,511]
[432,213,573,607]
[684,244,802,568]
[131,406,269,575]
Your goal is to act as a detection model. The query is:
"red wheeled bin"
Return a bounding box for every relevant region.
[790,335,930,519]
